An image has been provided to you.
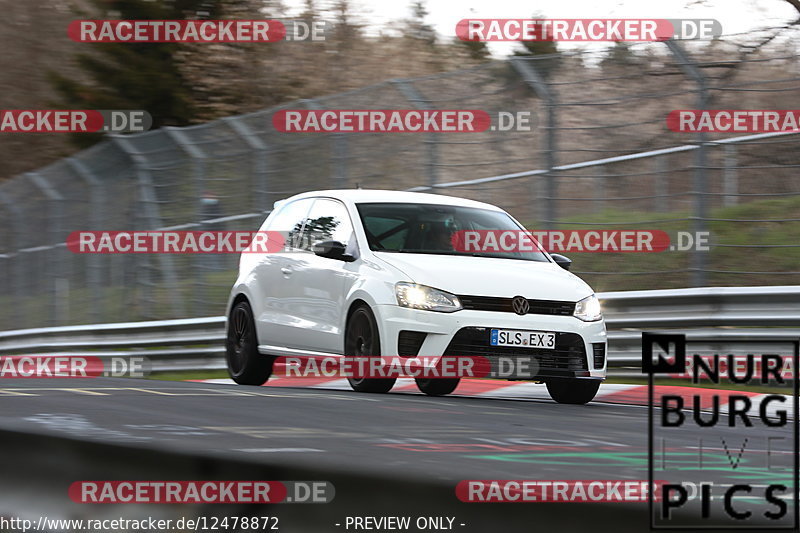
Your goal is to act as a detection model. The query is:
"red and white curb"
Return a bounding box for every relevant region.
[197,376,793,416]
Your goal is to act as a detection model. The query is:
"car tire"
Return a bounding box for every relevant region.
[226,300,274,385]
[545,378,600,404]
[415,378,460,397]
[346,304,396,393]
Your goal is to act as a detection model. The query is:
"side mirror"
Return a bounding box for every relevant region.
[550,253,572,271]
[312,240,355,262]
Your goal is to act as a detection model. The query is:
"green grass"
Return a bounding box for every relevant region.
[148,369,229,381]
[528,195,800,291]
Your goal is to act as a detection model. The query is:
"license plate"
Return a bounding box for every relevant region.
[490,329,556,349]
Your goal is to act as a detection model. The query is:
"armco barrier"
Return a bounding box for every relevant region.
[0,286,798,375]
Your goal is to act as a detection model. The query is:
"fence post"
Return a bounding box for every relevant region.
[723,144,738,207]
[164,127,210,318]
[26,172,67,326]
[224,117,270,212]
[594,166,606,213]
[301,99,348,189]
[511,57,558,228]
[164,127,207,224]
[392,79,438,192]
[332,131,348,189]
[0,189,25,328]
[654,155,668,212]
[66,157,105,323]
[111,135,185,319]
[665,40,709,287]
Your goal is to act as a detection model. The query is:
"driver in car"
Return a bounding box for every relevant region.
[423,220,455,252]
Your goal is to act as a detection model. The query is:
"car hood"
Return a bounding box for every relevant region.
[373,253,593,301]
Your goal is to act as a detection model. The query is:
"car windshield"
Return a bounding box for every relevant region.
[356,202,549,262]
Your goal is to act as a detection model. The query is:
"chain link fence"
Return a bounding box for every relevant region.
[1,33,799,330]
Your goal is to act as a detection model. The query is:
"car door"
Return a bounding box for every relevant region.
[251,198,314,350]
[279,198,359,354]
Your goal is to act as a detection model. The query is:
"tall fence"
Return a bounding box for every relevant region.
[1,33,799,331]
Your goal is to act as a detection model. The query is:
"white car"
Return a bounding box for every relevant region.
[225,190,607,404]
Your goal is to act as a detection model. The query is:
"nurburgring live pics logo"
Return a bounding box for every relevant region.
[643,333,798,528]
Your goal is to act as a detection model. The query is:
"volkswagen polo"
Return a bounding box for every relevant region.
[225,190,606,404]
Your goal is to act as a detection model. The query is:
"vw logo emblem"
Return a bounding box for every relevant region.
[511,296,529,315]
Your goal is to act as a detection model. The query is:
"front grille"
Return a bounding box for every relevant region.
[443,327,587,378]
[458,295,576,316]
[398,330,427,356]
[592,343,606,369]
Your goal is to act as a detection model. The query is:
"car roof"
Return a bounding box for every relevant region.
[276,189,503,211]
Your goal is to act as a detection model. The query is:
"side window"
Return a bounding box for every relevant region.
[265,198,314,250]
[363,216,408,249]
[300,199,355,252]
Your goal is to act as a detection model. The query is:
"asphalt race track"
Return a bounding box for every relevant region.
[0,377,794,532]
[0,377,657,480]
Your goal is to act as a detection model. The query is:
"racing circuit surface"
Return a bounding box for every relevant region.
[0,377,660,481]
[0,377,794,533]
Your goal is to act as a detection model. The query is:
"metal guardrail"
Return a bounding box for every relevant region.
[601,285,800,364]
[0,286,798,375]
[0,316,226,372]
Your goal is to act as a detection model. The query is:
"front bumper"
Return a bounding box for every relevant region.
[374,305,607,379]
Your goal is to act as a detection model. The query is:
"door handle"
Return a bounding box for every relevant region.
[281,267,292,276]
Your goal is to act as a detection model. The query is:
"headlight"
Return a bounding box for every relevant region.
[395,282,462,313]
[574,294,602,322]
